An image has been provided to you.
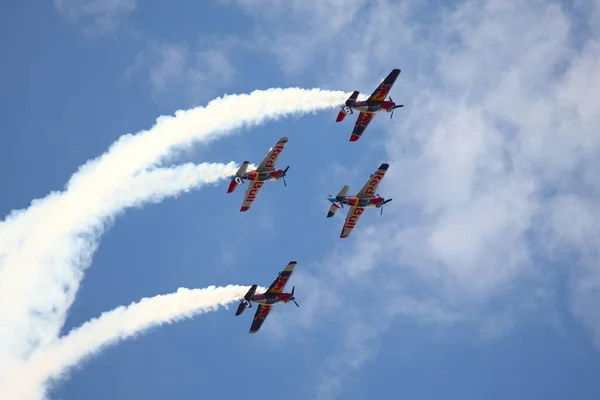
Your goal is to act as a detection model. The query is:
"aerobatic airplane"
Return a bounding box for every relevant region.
[235,261,298,334]
[335,68,404,142]
[227,136,290,212]
[326,163,392,238]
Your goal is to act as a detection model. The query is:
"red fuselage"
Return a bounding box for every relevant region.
[244,169,285,182]
[343,195,386,208]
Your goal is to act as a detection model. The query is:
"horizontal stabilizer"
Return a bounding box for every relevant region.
[235,302,246,316]
[327,185,349,217]
[244,284,258,300]
[345,91,359,106]
[227,180,238,193]
[337,185,349,198]
[327,204,339,218]
[236,161,250,177]
[336,111,347,122]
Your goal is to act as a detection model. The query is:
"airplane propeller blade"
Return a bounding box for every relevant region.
[281,166,289,187]
[289,286,299,307]
[388,97,404,119]
[380,198,393,215]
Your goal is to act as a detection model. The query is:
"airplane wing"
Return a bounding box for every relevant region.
[257,137,288,172]
[367,68,401,102]
[240,181,264,212]
[249,304,273,334]
[349,111,376,142]
[357,163,389,197]
[340,206,365,238]
[265,261,297,294]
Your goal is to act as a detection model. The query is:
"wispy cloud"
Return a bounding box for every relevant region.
[227,0,600,396]
[126,41,238,106]
[220,0,366,77]
[54,0,136,35]
[149,43,189,92]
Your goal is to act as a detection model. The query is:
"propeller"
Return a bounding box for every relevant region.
[289,286,299,307]
[281,166,290,187]
[379,198,393,215]
[388,97,404,119]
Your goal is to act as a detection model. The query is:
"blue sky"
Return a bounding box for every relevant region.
[2,0,600,399]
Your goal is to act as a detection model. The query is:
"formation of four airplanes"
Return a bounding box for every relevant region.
[228,69,403,334]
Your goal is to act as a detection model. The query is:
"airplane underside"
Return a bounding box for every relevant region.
[339,198,384,208]
[241,175,279,182]
[227,170,282,194]
[251,298,281,305]
[352,104,383,113]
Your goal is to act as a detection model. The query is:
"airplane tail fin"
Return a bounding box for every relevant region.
[227,161,249,193]
[235,284,258,316]
[326,185,349,217]
[336,91,359,122]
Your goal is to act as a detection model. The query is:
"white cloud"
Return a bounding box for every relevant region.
[149,43,189,92]
[227,0,600,396]
[54,0,136,34]
[219,0,367,76]
[128,41,237,106]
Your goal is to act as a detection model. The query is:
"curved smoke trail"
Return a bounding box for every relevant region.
[2,285,267,400]
[0,88,344,363]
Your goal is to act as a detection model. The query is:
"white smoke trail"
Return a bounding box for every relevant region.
[0,161,242,367]
[117,161,255,206]
[0,88,345,365]
[2,285,267,400]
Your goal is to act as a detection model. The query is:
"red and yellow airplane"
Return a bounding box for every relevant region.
[326,163,392,238]
[235,261,298,334]
[336,68,403,142]
[227,137,290,212]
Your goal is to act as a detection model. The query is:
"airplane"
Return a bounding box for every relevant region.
[326,163,392,238]
[335,68,404,142]
[235,261,298,334]
[227,136,290,212]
